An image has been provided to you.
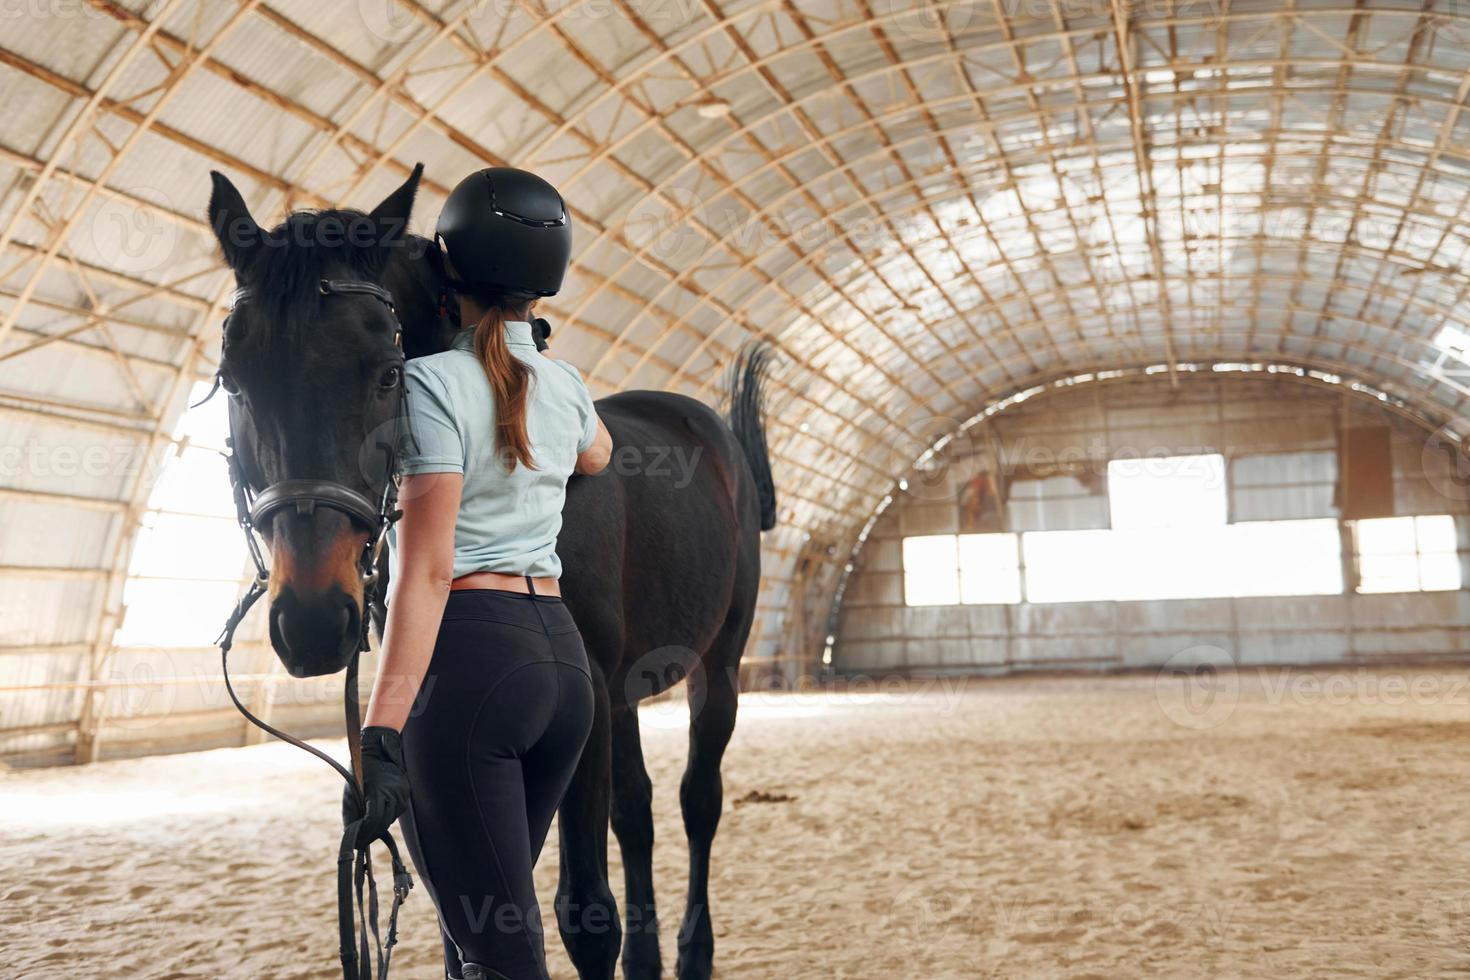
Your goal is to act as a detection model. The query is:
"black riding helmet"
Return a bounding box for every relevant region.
[435,167,572,300]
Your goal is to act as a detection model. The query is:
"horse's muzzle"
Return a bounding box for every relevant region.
[269,585,361,676]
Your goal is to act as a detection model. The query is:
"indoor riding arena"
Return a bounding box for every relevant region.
[6,2,1470,978]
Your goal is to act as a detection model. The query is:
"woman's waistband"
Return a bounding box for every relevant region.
[442,587,578,634]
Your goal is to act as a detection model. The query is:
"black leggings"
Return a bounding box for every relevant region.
[397,587,594,980]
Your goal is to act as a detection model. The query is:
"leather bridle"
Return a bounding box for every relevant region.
[209,277,414,980]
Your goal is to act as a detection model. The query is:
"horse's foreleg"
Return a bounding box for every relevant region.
[610,698,662,979]
[556,668,621,980]
[676,654,740,980]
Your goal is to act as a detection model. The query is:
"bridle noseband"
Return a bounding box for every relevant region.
[211,277,413,980]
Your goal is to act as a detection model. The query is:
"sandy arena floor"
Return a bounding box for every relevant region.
[5,666,1470,978]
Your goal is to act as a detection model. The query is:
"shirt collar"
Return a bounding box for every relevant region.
[450,320,536,351]
[505,320,535,349]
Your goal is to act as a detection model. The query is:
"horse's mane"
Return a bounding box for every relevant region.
[383,232,459,359]
[230,208,389,356]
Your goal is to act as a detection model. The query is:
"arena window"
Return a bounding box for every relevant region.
[1354,515,1461,594]
[1020,519,1343,602]
[902,535,959,606]
[1024,453,1341,601]
[903,452,1348,605]
[113,381,250,648]
[902,533,1022,606]
[1107,453,1227,529]
[960,533,1023,604]
[1433,323,1470,359]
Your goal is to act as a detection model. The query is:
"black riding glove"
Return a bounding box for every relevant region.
[342,726,411,849]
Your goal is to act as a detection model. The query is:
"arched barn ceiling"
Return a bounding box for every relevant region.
[5,0,1470,672]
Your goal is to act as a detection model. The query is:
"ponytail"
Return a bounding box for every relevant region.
[472,306,537,471]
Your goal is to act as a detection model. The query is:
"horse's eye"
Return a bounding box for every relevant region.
[379,365,403,390]
[219,371,240,396]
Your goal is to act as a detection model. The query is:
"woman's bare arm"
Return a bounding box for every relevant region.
[576,416,613,475]
[363,471,462,731]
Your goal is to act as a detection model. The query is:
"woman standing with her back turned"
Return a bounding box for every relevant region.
[344,168,614,980]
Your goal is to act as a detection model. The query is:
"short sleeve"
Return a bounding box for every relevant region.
[552,359,599,454]
[402,362,463,474]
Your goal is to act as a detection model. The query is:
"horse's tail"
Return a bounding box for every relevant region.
[726,341,778,531]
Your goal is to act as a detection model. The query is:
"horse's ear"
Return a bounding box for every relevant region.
[207,171,262,274]
[369,163,423,250]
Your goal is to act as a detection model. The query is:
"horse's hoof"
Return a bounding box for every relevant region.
[674,943,714,980]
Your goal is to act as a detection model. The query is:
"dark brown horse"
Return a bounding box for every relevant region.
[207,165,775,980]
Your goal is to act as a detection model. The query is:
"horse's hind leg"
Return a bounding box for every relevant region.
[611,698,662,978]
[556,668,621,980]
[676,622,745,980]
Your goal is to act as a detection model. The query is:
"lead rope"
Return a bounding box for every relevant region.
[216,456,412,980]
[218,585,412,980]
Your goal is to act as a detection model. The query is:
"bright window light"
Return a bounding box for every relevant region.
[1021,529,1114,603]
[114,381,248,648]
[1108,453,1226,528]
[1356,515,1461,593]
[1227,520,1344,597]
[1434,324,1470,357]
[1022,520,1342,603]
[903,535,959,606]
[1021,451,1338,603]
[903,533,1022,606]
[959,533,1022,604]
[899,465,1462,606]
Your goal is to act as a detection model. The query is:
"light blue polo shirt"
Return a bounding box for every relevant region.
[390,320,599,579]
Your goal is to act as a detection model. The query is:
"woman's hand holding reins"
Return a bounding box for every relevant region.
[343,726,412,848]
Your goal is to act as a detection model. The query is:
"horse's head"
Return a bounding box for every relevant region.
[208,165,430,677]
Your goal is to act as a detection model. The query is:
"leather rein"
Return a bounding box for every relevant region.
[209,277,413,980]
